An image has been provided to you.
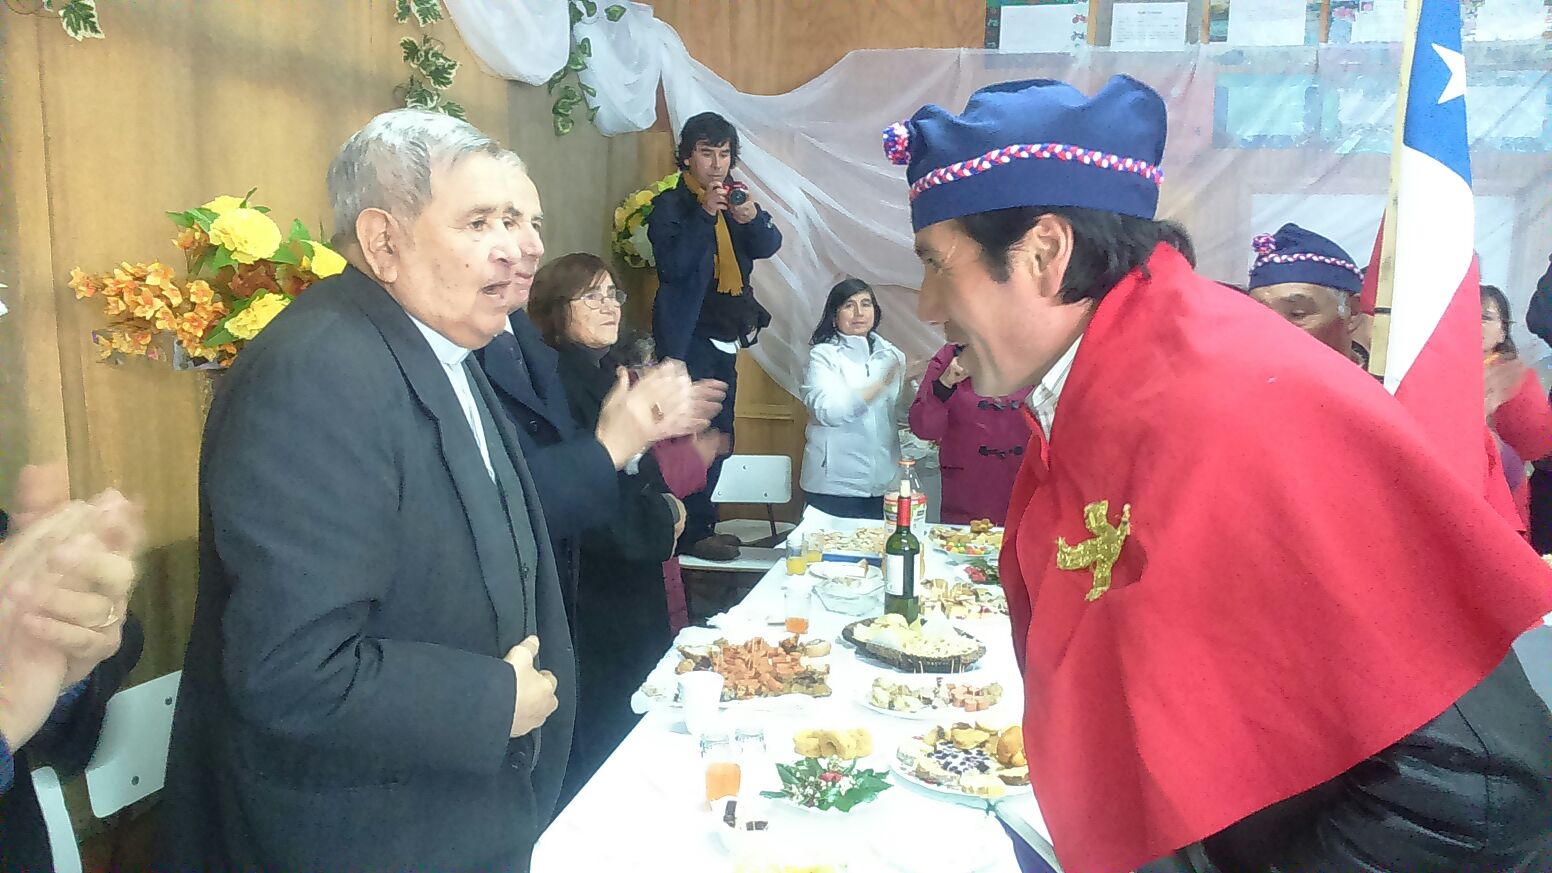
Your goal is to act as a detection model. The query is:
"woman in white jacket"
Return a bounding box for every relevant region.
[799,278,907,518]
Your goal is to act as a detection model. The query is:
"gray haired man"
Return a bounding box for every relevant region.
[160,110,575,872]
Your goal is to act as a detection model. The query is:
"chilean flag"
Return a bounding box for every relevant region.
[1362,0,1486,493]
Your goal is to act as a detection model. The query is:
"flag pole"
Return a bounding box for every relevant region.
[1368,0,1428,386]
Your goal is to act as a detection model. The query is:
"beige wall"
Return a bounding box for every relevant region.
[0,1,637,679]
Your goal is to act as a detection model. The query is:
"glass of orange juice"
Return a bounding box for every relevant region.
[701,731,741,805]
[803,533,822,565]
[784,537,808,575]
[784,578,813,634]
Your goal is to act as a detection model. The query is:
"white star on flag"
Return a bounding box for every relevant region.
[1433,44,1467,104]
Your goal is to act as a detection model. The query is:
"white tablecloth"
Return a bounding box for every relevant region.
[534,509,1061,873]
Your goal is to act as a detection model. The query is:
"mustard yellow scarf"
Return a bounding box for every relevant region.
[683,174,744,296]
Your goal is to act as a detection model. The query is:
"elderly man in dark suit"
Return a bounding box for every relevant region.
[159,110,580,873]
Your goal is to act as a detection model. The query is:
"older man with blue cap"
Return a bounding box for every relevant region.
[1246,223,1365,362]
[889,77,1552,873]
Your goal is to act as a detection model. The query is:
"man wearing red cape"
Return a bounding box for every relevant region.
[885,76,1552,872]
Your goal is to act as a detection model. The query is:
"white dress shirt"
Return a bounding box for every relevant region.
[1028,336,1082,438]
[408,316,495,481]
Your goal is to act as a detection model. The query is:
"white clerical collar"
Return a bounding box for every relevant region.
[407,314,473,367]
[1028,335,1082,436]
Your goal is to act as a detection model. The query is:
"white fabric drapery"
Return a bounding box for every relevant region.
[445,0,1552,394]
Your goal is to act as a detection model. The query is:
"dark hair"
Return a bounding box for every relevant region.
[1480,283,1517,357]
[810,278,882,348]
[954,207,1196,304]
[528,252,621,348]
[677,112,739,171]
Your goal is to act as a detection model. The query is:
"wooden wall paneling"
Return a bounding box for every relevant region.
[13,1,519,680]
[0,14,70,503]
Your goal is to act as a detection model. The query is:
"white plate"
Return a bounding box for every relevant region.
[857,685,1007,722]
[869,811,1006,873]
[808,560,883,588]
[927,527,1003,563]
[890,754,1033,801]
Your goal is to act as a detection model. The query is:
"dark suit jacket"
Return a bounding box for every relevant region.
[551,346,675,777]
[158,267,576,873]
[646,179,783,361]
[474,311,618,625]
[0,617,143,873]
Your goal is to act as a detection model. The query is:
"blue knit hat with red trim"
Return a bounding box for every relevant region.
[883,76,1168,231]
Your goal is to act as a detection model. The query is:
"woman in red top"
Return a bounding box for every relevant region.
[1482,283,1552,530]
[908,342,1031,525]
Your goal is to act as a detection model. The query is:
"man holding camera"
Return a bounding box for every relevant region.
[648,111,782,561]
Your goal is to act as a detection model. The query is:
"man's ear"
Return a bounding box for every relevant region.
[355,208,401,285]
[1009,214,1074,301]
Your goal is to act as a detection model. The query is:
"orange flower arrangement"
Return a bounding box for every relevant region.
[72,190,345,369]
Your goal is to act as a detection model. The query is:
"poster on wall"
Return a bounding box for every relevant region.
[1214,74,1318,147]
[1348,0,1407,41]
[1467,0,1552,39]
[985,0,1090,51]
[1227,0,1313,44]
[1110,1,1190,49]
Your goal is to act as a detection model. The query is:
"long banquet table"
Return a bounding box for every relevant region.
[533,510,1061,873]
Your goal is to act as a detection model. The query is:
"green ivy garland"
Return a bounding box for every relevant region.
[393,0,466,120]
[547,0,626,136]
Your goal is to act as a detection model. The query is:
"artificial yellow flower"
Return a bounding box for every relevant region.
[303,241,346,278]
[224,292,290,340]
[209,208,282,265]
[69,267,101,298]
[202,195,246,215]
[174,225,208,251]
[187,278,215,306]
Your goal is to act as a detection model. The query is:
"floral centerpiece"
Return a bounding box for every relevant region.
[70,190,345,369]
[610,172,680,269]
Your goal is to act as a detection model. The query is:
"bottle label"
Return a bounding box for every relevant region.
[885,553,915,597]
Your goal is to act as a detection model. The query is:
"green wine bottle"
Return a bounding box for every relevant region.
[884,475,921,623]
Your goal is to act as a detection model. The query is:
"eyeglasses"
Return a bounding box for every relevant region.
[576,288,627,309]
[976,399,1023,411]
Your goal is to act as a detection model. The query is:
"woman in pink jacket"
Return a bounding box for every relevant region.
[908,342,1031,525]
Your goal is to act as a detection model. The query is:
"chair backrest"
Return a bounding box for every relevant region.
[30,766,84,873]
[84,670,181,818]
[708,454,792,505]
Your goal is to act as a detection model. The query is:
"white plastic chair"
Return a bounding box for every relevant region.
[84,670,181,817]
[28,671,181,872]
[711,454,795,543]
[684,454,792,572]
[31,766,83,873]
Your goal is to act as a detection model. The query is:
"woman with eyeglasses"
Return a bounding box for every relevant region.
[798,278,908,519]
[1482,283,1552,533]
[908,342,1032,525]
[527,253,684,795]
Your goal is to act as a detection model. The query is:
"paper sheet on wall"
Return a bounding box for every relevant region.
[1228,0,1308,45]
[1471,0,1551,40]
[1351,0,1406,42]
[998,3,1089,53]
[0,284,8,319]
[1110,2,1189,50]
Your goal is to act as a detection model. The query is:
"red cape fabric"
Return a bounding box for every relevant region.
[1002,246,1552,873]
[1357,238,1520,528]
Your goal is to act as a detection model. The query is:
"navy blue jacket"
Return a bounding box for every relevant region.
[476,311,619,626]
[647,179,782,361]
